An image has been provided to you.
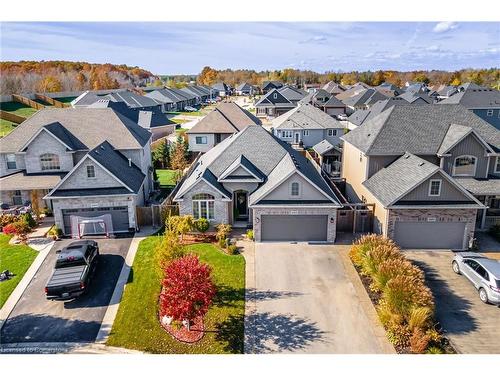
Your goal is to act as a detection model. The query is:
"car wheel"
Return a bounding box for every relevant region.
[479,288,489,304]
[452,261,461,274]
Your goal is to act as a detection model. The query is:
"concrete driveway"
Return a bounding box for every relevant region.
[405,250,500,354]
[246,242,392,354]
[0,236,132,344]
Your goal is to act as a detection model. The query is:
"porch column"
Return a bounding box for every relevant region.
[480,195,489,230]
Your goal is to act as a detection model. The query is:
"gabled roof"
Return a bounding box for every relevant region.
[262,80,283,89]
[347,97,413,127]
[144,88,190,104]
[312,139,341,155]
[322,81,346,94]
[342,104,500,156]
[255,88,294,107]
[363,153,481,208]
[104,90,160,109]
[43,122,88,150]
[398,91,433,104]
[236,82,254,91]
[278,86,308,102]
[342,89,388,108]
[187,102,261,134]
[438,84,500,108]
[218,154,265,182]
[212,82,230,92]
[0,108,151,153]
[71,91,102,107]
[272,103,343,130]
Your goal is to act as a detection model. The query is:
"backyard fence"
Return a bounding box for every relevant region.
[0,110,26,124]
[12,94,45,110]
[136,204,179,228]
[34,94,69,108]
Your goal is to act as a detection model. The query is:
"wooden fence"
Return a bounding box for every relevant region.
[12,94,45,110]
[34,94,69,108]
[136,204,179,228]
[0,110,26,124]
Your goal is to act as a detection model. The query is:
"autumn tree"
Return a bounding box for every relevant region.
[159,255,216,330]
[152,140,171,169]
[37,76,62,93]
[170,136,189,177]
[197,66,218,85]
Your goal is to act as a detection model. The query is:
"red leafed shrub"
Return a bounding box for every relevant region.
[3,223,17,235]
[159,255,216,329]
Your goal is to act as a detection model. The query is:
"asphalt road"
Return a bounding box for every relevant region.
[1,236,132,344]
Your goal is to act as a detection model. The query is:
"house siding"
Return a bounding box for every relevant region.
[262,173,328,201]
[342,142,369,203]
[442,133,489,178]
[398,172,471,202]
[188,133,215,153]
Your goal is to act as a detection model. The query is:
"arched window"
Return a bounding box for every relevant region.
[290,182,301,197]
[192,193,215,220]
[40,153,60,171]
[453,155,477,176]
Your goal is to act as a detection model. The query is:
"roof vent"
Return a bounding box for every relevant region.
[404,154,411,159]
[418,162,425,166]
[100,145,105,150]
[128,158,132,167]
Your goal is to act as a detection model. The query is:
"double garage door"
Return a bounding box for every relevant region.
[62,206,130,236]
[393,221,466,249]
[261,214,328,242]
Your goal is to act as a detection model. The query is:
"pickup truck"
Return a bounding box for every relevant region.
[45,240,99,300]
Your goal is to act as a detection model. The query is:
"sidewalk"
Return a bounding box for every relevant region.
[95,226,157,343]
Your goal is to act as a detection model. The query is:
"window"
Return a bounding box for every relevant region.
[86,165,96,178]
[40,153,60,171]
[195,136,208,145]
[428,179,442,196]
[282,130,293,138]
[453,155,477,176]
[6,154,16,170]
[192,193,215,220]
[495,157,500,173]
[273,93,277,99]
[290,182,300,197]
[328,129,337,136]
[487,109,494,116]
[303,130,309,136]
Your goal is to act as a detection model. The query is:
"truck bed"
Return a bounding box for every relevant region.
[46,265,87,289]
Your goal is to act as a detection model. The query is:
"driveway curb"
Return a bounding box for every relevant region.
[95,227,157,344]
[338,246,396,354]
[239,239,256,354]
[0,240,54,331]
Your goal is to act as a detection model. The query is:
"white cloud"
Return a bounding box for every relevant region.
[433,22,458,33]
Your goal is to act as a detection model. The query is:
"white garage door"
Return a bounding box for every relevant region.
[261,215,328,242]
[393,221,466,249]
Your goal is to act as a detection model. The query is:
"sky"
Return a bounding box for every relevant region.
[1,22,499,75]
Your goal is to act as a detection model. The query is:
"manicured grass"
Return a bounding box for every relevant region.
[171,118,188,124]
[156,169,178,188]
[0,119,18,137]
[0,234,38,308]
[0,102,38,118]
[175,127,188,135]
[178,111,204,116]
[107,239,245,353]
[55,96,77,104]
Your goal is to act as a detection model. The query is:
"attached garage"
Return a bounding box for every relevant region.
[62,206,130,236]
[393,221,466,249]
[260,214,328,242]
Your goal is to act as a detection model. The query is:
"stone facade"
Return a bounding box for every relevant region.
[252,206,337,242]
[1,189,48,208]
[24,130,74,173]
[387,208,477,250]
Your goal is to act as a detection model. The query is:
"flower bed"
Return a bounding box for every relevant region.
[349,234,455,354]
[159,314,204,343]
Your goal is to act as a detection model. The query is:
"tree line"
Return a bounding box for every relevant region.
[0,61,156,94]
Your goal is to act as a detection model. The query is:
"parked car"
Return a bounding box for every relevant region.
[452,252,500,305]
[45,240,99,301]
[184,106,198,112]
[336,114,348,121]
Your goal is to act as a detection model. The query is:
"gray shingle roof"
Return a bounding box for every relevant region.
[437,124,475,155]
[438,84,500,108]
[105,91,160,109]
[43,122,88,150]
[347,97,412,127]
[397,91,433,104]
[278,86,307,102]
[0,108,151,153]
[342,104,500,155]
[312,139,341,155]
[272,103,343,130]
[456,177,500,195]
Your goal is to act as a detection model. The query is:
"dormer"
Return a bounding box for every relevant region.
[218,155,265,183]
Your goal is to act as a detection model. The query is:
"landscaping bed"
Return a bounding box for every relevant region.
[0,234,38,308]
[107,238,245,353]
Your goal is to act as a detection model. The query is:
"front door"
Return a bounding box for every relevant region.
[234,191,248,220]
[294,132,300,144]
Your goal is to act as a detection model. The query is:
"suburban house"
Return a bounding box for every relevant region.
[174,125,342,242]
[271,103,344,149]
[181,85,211,104]
[0,108,152,237]
[254,88,296,118]
[236,82,257,96]
[186,102,261,152]
[311,139,342,177]
[278,86,308,105]
[71,90,161,111]
[212,82,232,97]
[300,89,347,117]
[340,88,389,114]
[438,83,500,129]
[397,91,434,104]
[322,81,346,95]
[434,84,459,100]
[261,80,284,94]
[340,104,499,249]
[145,88,191,111]
[375,83,404,97]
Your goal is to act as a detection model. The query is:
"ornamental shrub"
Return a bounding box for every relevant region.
[194,218,209,233]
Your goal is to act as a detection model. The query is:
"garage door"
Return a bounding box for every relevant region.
[62,206,130,235]
[261,215,328,242]
[393,221,466,249]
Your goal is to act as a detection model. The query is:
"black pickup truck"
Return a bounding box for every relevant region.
[45,240,99,300]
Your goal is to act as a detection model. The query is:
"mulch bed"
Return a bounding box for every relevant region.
[182,232,217,245]
[159,315,205,343]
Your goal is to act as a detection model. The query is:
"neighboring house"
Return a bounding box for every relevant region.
[186,102,261,152]
[300,89,347,117]
[375,82,404,97]
[272,103,344,149]
[341,88,389,114]
[262,80,284,94]
[397,91,433,104]
[322,81,346,95]
[144,88,190,111]
[236,82,257,96]
[346,97,414,129]
[174,125,342,242]
[435,85,459,100]
[311,139,342,176]
[181,85,211,104]
[341,104,500,249]
[0,108,152,237]
[88,100,175,141]
[254,88,296,119]
[438,83,500,130]
[102,90,162,110]
[212,82,231,97]
[303,83,321,92]
[71,91,103,107]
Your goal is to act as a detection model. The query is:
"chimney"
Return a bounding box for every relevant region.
[128,158,132,167]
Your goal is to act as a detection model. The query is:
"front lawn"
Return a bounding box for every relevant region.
[0,234,38,308]
[107,238,245,353]
[156,169,178,188]
[0,119,18,137]
[171,118,188,124]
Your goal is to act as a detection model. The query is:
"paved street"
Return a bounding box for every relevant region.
[0,236,133,344]
[246,242,391,354]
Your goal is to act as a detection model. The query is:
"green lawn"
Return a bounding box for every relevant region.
[171,118,188,124]
[0,234,38,308]
[175,127,188,135]
[156,169,178,188]
[107,239,245,353]
[55,96,77,104]
[0,119,18,137]
[0,102,38,118]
